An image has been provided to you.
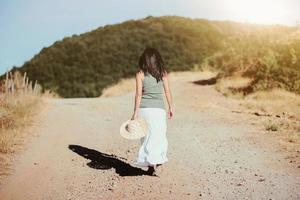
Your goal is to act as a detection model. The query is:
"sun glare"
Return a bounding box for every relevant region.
[223,0,295,25]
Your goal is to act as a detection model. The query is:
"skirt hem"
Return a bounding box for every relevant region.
[134,159,168,168]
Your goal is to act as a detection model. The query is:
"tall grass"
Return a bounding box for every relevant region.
[0,70,44,153]
[0,70,58,180]
[0,70,44,179]
[0,71,56,178]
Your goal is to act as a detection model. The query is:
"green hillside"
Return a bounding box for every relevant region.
[1,15,299,97]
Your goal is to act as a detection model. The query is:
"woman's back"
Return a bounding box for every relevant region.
[139,71,165,110]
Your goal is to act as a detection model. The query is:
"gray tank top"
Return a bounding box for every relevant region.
[139,72,165,110]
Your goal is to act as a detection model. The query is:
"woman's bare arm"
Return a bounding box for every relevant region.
[131,71,143,120]
[162,70,173,119]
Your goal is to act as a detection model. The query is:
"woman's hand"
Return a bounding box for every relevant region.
[131,112,138,120]
[167,107,173,119]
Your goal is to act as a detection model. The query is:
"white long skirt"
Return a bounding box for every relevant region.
[134,107,168,167]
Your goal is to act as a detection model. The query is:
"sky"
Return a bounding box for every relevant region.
[0,0,299,75]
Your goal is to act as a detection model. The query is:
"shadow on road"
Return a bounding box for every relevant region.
[68,144,151,177]
[192,77,217,85]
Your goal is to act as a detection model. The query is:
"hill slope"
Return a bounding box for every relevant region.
[1,15,299,97]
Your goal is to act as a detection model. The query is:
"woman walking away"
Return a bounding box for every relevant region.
[131,47,173,176]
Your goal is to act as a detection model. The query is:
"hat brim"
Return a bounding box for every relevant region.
[120,119,148,140]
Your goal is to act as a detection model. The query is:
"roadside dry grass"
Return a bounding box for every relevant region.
[0,70,58,177]
[243,89,300,119]
[215,72,300,148]
[243,89,300,146]
[215,75,254,97]
[100,78,135,98]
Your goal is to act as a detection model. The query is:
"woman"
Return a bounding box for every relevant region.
[131,47,173,176]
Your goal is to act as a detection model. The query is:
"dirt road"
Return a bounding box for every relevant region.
[0,72,299,200]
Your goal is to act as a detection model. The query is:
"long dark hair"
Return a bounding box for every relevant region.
[138,47,166,82]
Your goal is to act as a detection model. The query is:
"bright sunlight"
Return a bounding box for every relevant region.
[222,0,296,25]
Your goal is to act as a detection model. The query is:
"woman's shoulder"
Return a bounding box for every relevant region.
[136,69,145,80]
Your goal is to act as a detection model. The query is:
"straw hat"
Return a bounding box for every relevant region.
[120,117,149,140]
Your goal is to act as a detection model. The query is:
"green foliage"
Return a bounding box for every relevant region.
[1,16,299,97]
[204,25,300,94]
